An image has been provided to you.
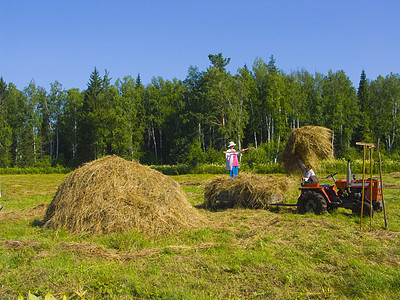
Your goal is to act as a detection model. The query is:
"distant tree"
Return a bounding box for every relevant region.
[180,66,207,155]
[202,53,240,148]
[135,73,143,88]
[237,65,260,148]
[369,73,400,152]
[143,76,183,163]
[267,55,277,74]
[42,81,65,161]
[286,70,309,129]
[229,69,250,149]
[321,70,359,156]
[0,78,12,166]
[354,70,372,143]
[113,76,145,160]
[4,83,28,166]
[208,53,231,71]
[185,140,205,167]
[23,80,47,165]
[158,78,187,163]
[77,67,104,163]
[301,70,325,126]
[253,56,287,161]
[58,88,83,164]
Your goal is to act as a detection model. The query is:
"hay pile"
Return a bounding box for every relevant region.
[43,155,205,236]
[203,173,295,210]
[281,126,333,174]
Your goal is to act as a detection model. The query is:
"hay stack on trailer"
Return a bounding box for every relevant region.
[42,155,205,236]
[281,126,333,174]
[203,174,295,210]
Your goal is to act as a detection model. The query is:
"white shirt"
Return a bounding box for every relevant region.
[303,169,316,182]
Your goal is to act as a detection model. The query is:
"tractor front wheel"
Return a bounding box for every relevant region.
[297,191,327,215]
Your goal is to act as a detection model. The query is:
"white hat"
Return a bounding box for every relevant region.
[228,141,236,148]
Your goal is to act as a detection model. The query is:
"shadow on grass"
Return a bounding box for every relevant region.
[31,219,45,227]
[268,205,298,214]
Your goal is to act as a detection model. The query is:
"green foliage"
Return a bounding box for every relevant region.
[250,162,285,173]
[318,157,400,174]
[150,163,226,175]
[150,164,192,175]
[185,141,205,168]
[204,146,224,164]
[208,53,231,71]
[1,56,400,170]
[0,165,70,174]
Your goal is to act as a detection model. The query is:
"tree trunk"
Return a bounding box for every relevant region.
[33,126,36,163]
[56,126,59,159]
[275,134,280,164]
[130,134,134,161]
[151,126,157,158]
[159,129,162,163]
[73,119,77,158]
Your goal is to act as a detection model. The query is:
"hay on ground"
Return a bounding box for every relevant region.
[42,155,205,236]
[203,173,295,210]
[281,126,333,174]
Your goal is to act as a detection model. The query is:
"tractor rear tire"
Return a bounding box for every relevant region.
[297,191,327,215]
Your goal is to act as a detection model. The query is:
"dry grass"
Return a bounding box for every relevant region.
[42,155,206,236]
[1,172,400,299]
[0,203,48,223]
[203,173,296,210]
[281,125,333,174]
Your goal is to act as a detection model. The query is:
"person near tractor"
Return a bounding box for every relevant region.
[298,158,319,185]
[223,141,249,179]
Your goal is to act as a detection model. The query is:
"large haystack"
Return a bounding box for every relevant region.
[203,173,295,210]
[281,126,333,174]
[43,155,205,236]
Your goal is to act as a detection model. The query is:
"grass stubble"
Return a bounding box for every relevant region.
[0,173,399,299]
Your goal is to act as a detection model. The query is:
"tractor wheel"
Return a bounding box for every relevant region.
[297,191,327,215]
[352,202,374,217]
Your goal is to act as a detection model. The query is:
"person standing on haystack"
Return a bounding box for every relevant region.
[224,141,249,179]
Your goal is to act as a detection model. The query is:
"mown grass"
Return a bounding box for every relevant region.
[0,171,399,299]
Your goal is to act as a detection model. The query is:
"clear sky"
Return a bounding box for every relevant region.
[1,0,399,91]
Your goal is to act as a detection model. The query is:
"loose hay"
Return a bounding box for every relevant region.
[42,155,205,236]
[281,125,333,174]
[203,173,295,210]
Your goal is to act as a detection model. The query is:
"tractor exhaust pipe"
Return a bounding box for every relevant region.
[346,159,352,193]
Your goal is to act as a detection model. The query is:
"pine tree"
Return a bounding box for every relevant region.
[355,70,372,142]
[208,53,231,71]
[77,68,103,163]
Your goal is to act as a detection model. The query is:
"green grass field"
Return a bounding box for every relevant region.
[0,172,399,299]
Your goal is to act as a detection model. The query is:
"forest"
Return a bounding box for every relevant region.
[0,53,399,169]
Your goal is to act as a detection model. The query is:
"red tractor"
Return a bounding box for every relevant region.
[297,161,382,216]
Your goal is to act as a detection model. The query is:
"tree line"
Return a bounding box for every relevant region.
[0,54,399,168]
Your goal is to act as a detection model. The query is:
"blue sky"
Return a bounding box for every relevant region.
[1,0,399,91]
